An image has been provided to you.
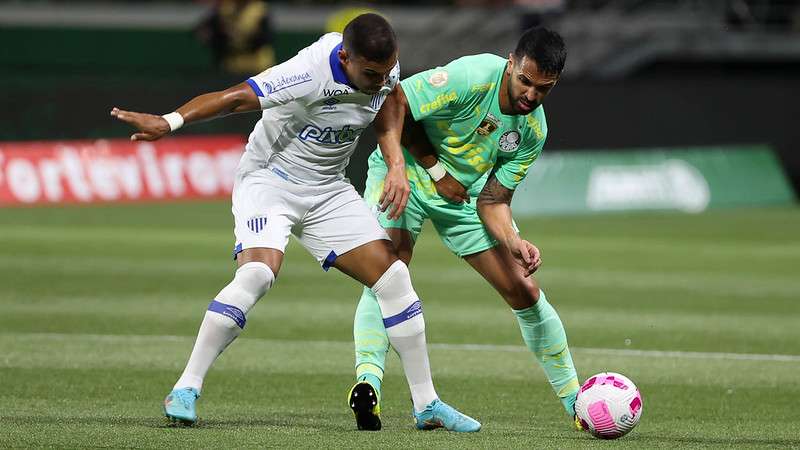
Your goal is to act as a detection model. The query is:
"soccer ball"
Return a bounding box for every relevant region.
[575,372,643,439]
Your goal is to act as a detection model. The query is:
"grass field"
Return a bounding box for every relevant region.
[1,202,799,448]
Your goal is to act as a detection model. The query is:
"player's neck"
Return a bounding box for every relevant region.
[498,72,513,115]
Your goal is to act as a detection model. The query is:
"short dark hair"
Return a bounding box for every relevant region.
[514,27,566,75]
[342,13,397,62]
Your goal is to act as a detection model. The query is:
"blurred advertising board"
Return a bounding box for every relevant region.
[511,146,795,216]
[0,136,245,206]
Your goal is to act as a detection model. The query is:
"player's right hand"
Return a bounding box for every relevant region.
[510,238,542,276]
[380,165,411,220]
[434,173,469,204]
[110,107,171,141]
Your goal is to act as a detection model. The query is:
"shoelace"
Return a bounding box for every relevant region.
[173,390,196,409]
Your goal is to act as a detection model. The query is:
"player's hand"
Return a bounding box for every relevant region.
[510,238,542,276]
[434,173,469,204]
[379,165,410,220]
[110,107,171,141]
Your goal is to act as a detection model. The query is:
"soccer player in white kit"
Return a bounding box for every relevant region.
[110,14,479,432]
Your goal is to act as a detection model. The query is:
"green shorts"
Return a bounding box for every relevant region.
[364,150,499,257]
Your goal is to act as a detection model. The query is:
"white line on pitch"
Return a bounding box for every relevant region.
[429,343,800,362]
[5,332,800,363]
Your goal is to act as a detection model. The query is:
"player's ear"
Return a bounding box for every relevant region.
[338,48,350,67]
[507,53,515,75]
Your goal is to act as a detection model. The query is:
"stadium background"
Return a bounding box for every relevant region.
[1,1,799,448]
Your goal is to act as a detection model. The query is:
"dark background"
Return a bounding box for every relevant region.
[1,2,798,193]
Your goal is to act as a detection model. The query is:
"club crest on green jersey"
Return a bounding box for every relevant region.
[428,70,449,88]
[498,130,521,152]
[476,113,501,136]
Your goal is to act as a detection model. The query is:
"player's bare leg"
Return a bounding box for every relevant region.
[463,245,537,309]
[164,247,283,425]
[464,245,580,419]
[336,239,480,432]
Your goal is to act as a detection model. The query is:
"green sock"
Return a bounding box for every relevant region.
[513,290,580,415]
[357,372,382,396]
[353,287,388,397]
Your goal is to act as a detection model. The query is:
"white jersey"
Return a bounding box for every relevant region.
[238,32,400,185]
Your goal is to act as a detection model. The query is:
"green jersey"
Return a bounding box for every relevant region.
[399,53,547,202]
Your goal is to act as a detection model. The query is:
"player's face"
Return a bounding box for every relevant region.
[340,49,398,95]
[505,54,559,115]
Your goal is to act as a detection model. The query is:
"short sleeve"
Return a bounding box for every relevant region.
[400,60,471,122]
[246,54,318,109]
[493,114,548,190]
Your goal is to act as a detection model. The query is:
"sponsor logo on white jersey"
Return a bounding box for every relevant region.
[323,88,351,96]
[298,124,366,145]
[263,72,313,94]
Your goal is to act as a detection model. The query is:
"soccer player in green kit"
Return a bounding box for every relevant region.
[347,27,581,431]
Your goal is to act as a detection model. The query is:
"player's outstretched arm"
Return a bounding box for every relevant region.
[110,82,261,141]
[374,85,411,220]
[477,174,541,275]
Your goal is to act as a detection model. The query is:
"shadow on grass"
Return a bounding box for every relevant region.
[562,433,800,447]
[637,435,800,447]
[177,416,348,431]
[0,414,350,432]
[0,415,164,428]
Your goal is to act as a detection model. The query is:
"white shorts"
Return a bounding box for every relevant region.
[231,168,390,270]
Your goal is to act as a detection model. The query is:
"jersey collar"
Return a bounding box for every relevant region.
[329,42,357,90]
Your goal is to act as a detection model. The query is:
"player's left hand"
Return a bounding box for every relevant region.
[510,238,542,276]
[380,165,410,220]
[110,107,171,141]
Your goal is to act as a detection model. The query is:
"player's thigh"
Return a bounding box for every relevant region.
[463,245,540,310]
[334,239,400,287]
[231,172,302,277]
[426,202,538,309]
[294,182,396,279]
[428,201,498,258]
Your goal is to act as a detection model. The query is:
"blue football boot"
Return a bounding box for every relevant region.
[413,399,481,432]
[164,387,199,425]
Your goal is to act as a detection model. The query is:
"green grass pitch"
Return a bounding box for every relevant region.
[1,202,798,448]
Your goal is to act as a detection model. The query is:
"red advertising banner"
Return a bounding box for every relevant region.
[0,136,246,206]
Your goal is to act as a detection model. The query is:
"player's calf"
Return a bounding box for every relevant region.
[371,260,438,411]
[168,262,275,416]
[513,289,580,415]
[213,261,275,324]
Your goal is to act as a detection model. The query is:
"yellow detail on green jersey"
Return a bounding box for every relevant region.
[418,91,458,114]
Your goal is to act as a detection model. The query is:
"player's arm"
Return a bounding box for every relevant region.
[477,173,541,276]
[374,84,411,220]
[110,82,260,141]
[392,88,469,204]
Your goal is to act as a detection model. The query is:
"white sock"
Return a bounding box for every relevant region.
[173,262,274,392]
[372,260,438,412]
[174,311,241,391]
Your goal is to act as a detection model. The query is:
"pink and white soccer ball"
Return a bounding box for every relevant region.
[575,372,643,439]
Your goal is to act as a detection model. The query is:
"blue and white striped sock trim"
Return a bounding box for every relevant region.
[382,300,423,328]
[208,300,247,329]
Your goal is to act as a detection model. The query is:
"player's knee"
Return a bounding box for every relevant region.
[213,262,275,323]
[371,260,425,337]
[502,277,540,309]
